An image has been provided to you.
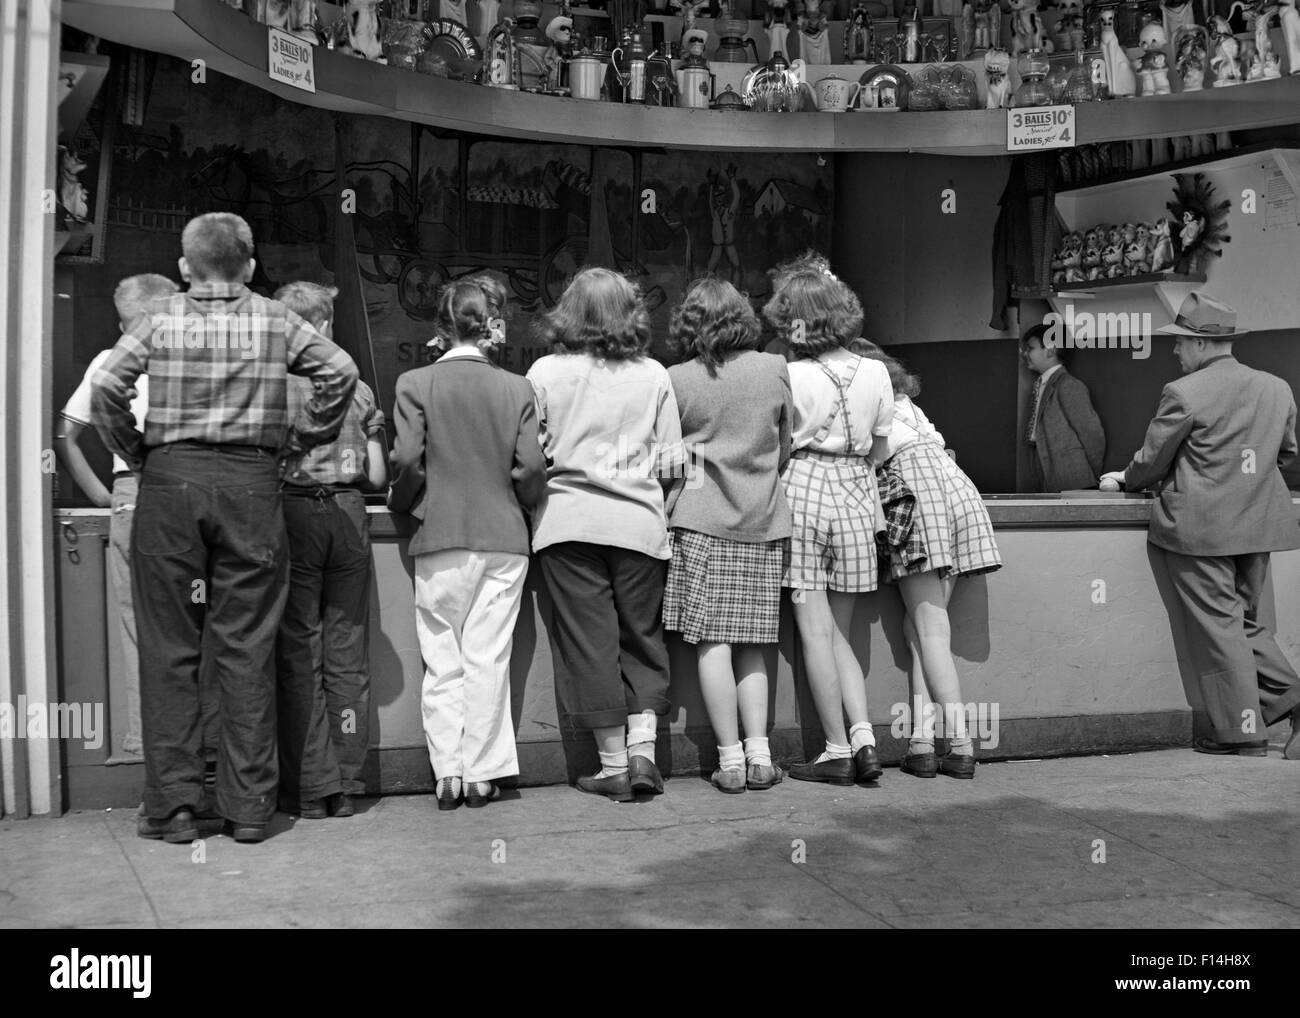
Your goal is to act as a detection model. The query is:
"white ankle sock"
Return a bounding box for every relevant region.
[742,736,771,768]
[627,710,657,762]
[814,740,852,763]
[718,742,745,771]
[596,748,629,778]
[909,737,935,755]
[849,722,876,752]
[947,737,974,757]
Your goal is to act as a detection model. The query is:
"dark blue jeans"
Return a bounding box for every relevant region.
[275,489,372,804]
[132,443,287,825]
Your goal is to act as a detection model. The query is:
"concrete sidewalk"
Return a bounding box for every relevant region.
[2,748,1297,929]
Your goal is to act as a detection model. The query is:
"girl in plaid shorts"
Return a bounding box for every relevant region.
[863,351,1001,781]
[663,278,793,794]
[763,267,896,788]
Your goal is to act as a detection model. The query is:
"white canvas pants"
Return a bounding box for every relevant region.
[414,548,528,784]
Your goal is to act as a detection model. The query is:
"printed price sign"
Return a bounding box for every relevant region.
[268,28,316,94]
[1006,106,1076,152]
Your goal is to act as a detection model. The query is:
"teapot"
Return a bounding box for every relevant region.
[813,72,860,111]
[569,52,605,100]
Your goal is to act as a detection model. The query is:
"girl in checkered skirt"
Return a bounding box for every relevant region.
[862,350,1001,781]
[763,266,896,788]
[664,278,794,794]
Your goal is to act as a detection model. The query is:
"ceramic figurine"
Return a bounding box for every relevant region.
[1264,51,1283,75]
[1008,0,1052,57]
[1053,0,1085,51]
[985,47,1012,106]
[1140,49,1171,92]
[1124,238,1149,275]
[1102,242,1125,277]
[845,3,872,62]
[473,0,500,50]
[59,147,89,222]
[439,0,469,28]
[1251,4,1275,73]
[767,0,794,59]
[1139,21,1167,54]
[796,0,833,65]
[1211,29,1242,84]
[1281,0,1300,74]
[1161,0,1196,46]
[545,12,573,91]
[1149,218,1175,271]
[336,0,386,61]
[1098,7,1136,95]
[1180,210,1204,249]
[1082,233,1104,279]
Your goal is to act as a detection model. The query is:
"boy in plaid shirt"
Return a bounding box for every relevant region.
[91,213,357,844]
[274,282,386,820]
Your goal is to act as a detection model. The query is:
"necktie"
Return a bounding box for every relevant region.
[1026,377,1044,444]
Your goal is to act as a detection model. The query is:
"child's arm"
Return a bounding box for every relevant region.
[366,431,389,490]
[54,420,111,507]
[387,373,427,517]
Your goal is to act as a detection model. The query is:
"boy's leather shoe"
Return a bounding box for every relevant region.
[938,752,976,779]
[788,758,855,785]
[710,768,746,794]
[137,807,198,843]
[1285,708,1300,761]
[628,756,664,794]
[436,778,462,811]
[854,745,883,783]
[229,822,267,843]
[464,782,498,808]
[329,792,356,817]
[575,772,633,802]
[1193,736,1268,757]
[297,798,329,819]
[900,752,938,778]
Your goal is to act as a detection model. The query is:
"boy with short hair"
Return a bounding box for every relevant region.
[91,212,358,845]
[56,273,178,759]
[273,281,386,820]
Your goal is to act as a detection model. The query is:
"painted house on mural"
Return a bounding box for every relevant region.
[753,178,826,226]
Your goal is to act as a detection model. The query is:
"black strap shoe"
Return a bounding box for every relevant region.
[854,745,883,783]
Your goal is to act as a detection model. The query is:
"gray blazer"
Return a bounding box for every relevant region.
[1125,354,1300,556]
[1029,368,1106,492]
[388,355,546,557]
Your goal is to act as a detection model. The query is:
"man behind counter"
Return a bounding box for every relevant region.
[1022,323,1106,492]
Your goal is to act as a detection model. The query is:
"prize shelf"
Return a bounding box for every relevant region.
[65,0,1300,154]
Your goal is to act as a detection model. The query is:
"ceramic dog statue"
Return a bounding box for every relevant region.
[1009,0,1053,57]
[1149,218,1175,272]
[984,47,1012,107]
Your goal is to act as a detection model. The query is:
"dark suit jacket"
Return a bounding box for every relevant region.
[1125,354,1300,556]
[388,353,546,557]
[1028,368,1106,492]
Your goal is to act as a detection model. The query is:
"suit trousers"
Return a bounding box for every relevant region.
[537,542,672,730]
[132,443,287,825]
[1148,544,1300,743]
[414,548,527,784]
[275,490,373,803]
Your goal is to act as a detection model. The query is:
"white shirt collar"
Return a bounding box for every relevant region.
[1037,364,1063,386]
[440,345,488,361]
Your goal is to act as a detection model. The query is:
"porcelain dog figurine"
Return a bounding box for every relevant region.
[1009,0,1053,57]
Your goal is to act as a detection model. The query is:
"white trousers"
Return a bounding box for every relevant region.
[414,548,528,784]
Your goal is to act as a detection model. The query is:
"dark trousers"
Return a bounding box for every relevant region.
[1148,544,1300,743]
[132,443,287,825]
[275,489,372,802]
[537,542,671,730]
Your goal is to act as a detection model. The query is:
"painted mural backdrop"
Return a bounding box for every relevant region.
[106,56,832,414]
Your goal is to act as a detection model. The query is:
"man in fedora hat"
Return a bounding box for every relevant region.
[1102,292,1300,759]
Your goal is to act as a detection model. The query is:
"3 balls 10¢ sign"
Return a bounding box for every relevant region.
[1006,106,1076,152]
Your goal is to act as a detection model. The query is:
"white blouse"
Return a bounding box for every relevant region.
[788,350,894,456]
[878,394,945,462]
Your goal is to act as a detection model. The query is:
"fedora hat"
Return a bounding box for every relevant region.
[1156,291,1250,338]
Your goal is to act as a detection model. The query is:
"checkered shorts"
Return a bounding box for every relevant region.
[781,450,882,592]
[663,528,786,644]
[885,441,1001,581]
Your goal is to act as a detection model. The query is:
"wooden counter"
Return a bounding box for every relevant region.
[52,498,1300,808]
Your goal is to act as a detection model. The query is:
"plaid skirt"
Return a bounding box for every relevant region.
[885,441,1001,581]
[781,450,882,593]
[663,528,786,644]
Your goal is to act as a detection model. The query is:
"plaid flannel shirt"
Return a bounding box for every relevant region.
[89,282,358,470]
[876,459,927,571]
[283,376,385,487]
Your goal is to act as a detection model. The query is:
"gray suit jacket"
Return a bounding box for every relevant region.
[388,355,546,557]
[1125,355,1300,556]
[1029,368,1106,491]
